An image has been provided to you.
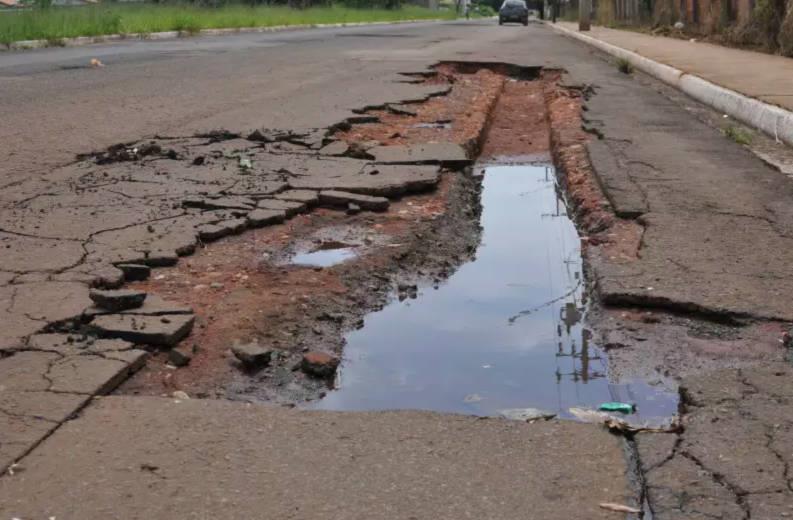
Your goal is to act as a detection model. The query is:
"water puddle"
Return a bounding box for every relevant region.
[414,121,452,130]
[291,246,358,268]
[312,164,678,425]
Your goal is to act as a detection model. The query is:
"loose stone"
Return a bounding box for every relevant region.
[301,351,340,378]
[231,342,272,369]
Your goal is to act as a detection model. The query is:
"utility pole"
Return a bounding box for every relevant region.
[579,0,591,31]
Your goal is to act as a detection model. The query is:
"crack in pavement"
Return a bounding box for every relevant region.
[0,64,483,478]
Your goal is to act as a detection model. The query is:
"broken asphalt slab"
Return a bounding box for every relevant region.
[0,65,462,472]
[0,396,633,520]
[573,41,793,322]
[83,293,193,317]
[88,289,147,312]
[318,190,390,212]
[88,314,195,347]
[369,142,470,167]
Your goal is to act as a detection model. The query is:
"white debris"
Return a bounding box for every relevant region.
[498,408,556,421]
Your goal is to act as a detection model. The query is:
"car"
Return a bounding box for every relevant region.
[499,0,529,25]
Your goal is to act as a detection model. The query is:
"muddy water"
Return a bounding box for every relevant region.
[291,247,358,267]
[313,165,678,422]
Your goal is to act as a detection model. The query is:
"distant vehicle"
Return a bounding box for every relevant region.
[498,0,529,25]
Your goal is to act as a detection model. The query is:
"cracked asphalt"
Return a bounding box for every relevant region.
[1,18,793,519]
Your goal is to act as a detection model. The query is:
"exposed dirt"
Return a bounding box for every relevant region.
[120,62,578,404]
[337,65,505,154]
[117,59,789,412]
[120,63,541,402]
[479,77,552,161]
[546,82,617,238]
[542,72,789,392]
[120,173,482,403]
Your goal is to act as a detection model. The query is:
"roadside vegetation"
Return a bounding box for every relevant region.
[0,1,456,45]
[552,0,793,57]
[615,57,633,74]
[723,124,753,145]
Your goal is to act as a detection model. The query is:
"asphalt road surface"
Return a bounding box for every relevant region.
[0,20,552,188]
[2,18,793,519]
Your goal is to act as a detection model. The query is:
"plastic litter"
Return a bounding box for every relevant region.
[598,402,636,414]
[172,390,190,401]
[498,408,556,422]
[569,407,681,433]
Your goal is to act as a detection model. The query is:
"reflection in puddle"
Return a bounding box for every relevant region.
[312,165,678,424]
[291,247,357,267]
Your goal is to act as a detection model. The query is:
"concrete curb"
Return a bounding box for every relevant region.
[2,18,451,52]
[546,22,793,148]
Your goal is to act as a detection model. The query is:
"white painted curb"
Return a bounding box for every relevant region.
[2,18,451,52]
[547,22,793,148]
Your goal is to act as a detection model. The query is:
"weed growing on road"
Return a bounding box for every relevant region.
[616,58,634,74]
[0,4,455,45]
[724,125,753,145]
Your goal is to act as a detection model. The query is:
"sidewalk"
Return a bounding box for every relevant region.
[556,21,793,112]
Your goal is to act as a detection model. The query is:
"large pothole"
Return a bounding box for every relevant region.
[113,61,684,430]
[312,161,678,424]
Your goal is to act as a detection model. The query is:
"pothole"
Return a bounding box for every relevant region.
[109,60,683,428]
[311,163,678,425]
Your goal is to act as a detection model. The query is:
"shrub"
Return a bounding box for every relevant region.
[724,125,752,145]
[616,57,634,74]
[779,4,793,56]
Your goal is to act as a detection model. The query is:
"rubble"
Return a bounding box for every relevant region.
[368,143,470,166]
[246,209,286,228]
[256,198,307,217]
[231,342,273,369]
[89,314,195,347]
[168,344,194,367]
[116,263,151,282]
[89,289,147,312]
[319,190,390,212]
[301,351,340,378]
[274,189,320,206]
[318,140,350,156]
[196,219,247,242]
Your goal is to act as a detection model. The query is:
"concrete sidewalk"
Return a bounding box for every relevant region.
[556,22,793,111]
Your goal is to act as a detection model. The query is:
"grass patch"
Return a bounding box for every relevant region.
[0,3,455,45]
[723,125,753,145]
[616,57,633,74]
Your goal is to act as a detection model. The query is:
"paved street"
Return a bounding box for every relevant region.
[1,18,792,519]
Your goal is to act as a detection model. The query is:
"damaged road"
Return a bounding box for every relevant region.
[2,18,793,520]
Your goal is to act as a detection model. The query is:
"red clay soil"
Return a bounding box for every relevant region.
[121,179,455,398]
[479,78,551,160]
[121,66,646,400]
[337,68,505,152]
[544,79,643,259]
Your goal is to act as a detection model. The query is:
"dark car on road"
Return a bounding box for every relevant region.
[499,0,529,25]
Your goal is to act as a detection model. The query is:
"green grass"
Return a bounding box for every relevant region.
[0,3,455,45]
[616,57,633,74]
[723,125,753,145]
